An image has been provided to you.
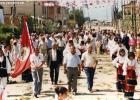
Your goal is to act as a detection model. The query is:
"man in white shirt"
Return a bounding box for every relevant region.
[57,36,66,64]
[81,44,98,92]
[30,48,44,98]
[63,46,81,95]
[47,43,61,85]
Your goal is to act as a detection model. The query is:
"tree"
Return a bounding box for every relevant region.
[43,19,58,33]
[19,16,34,34]
[69,9,85,27]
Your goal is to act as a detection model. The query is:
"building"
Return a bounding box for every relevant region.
[0,0,68,27]
[44,0,68,26]
[122,0,140,33]
[0,1,45,26]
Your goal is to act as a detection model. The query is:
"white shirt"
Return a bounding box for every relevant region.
[63,53,81,68]
[115,45,128,57]
[123,58,139,75]
[30,53,44,71]
[63,44,81,57]
[12,45,20,61]
[52,49,57,61]
[39,41,47,49]
[81,51,97,68]
[3,51,12,64]
[32,39,39,48]
[57,39,65,47]
[112,56,127,68]
[107,40,117,57]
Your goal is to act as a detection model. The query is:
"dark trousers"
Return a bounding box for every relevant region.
[22,69,33,82]
[116,74,125,92]
[84,67,96,90]
[116,81,125,92]
[58,47,64,64]
[67,67,78,92]
[50,61,59,84]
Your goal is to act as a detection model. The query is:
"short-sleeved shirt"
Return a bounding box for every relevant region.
[63,53,81,68]
[30,53,44,71]
[81,51,97,68]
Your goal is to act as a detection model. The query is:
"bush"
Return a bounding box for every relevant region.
[2,25,13,33]
[0,23,13,44]
[0,33,12,44]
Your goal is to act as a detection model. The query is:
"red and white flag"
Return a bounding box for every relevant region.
[0,86,7,100]
[10,16,33,78]
[0,93,2,100]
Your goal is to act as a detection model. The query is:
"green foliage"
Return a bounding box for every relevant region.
[2,25,13,33]
[0,24,13,43]
[18,16,34,34]
[43,20,58,33]
[69,9,85,27]
[122,16,132,31]
[67,20,76,29]
[27,16,34,33]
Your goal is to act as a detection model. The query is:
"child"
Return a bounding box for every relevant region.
[55,86,68,100]
[113,49,127,92]
[123,52,139,99]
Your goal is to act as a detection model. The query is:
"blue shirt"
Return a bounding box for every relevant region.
[63,53,81,68]
[47,39,52,49]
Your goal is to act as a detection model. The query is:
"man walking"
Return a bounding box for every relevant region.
[30,48,44,98]
[63,46,81,95]
[47,43,61,85]
[81,44,98,92]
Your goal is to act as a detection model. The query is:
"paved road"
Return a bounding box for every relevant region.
[7,54,140,100]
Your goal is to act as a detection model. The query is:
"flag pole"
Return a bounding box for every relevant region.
[33,1,36,31]
[86,0,90,21]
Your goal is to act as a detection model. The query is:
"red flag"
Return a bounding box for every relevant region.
[0,93,2,100]
[10,16,33,78]
[0,87,7,100]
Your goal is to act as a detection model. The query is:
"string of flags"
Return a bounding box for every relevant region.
[43,0,116,8]
[43,0,138,8]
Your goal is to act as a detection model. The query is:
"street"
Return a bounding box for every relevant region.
[7,54,140,100]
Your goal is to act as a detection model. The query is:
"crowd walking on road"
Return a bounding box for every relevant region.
[0,27,140,100]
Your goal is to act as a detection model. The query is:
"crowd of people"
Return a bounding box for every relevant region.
[0,28,140,100]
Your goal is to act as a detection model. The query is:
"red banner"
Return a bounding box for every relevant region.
[10,16,33,78]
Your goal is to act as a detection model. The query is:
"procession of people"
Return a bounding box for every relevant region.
[0,27,140,100]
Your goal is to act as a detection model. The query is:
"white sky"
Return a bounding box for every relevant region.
[58,0,122,22]
[0,0,123,21]
[59,0,123,21]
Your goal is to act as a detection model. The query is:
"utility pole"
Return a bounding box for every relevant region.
[12,0,16,33]
[131,0,137,33]
[139,1,140,32]
[134,0,137,34]
[34,1,36,31]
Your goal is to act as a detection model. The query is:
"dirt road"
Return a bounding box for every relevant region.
[7,54,140,100]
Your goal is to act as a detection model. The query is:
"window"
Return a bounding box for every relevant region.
[11,7,13,14]
[57,7,61,14]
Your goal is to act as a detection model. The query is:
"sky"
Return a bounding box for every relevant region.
[83,4,113,22]
[57,0,123,22]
